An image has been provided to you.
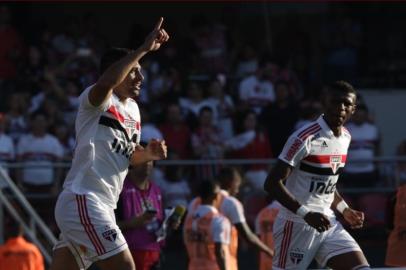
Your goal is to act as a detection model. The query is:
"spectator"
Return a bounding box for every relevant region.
[0,113,14,177]
[226,110,273,190]
[4,92,28,145]
[204,75,235,140]
[294,99,322,130]
[179,81,213,125]
[238,64,275,115]
[157,152,191,209]
[159,103,192,159]
[235,45,258,79]
[139,106,163,145]
[342,103,380,188]
[16,112,63,194]
[191,106,224,181]
[0,5,24,81]
[0,220,44,270]
[260,80,299,156]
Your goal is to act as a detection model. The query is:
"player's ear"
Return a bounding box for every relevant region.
[351,104,356,115]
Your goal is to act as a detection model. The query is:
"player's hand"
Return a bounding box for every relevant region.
[142,17,170,52]
[146,139,167,160]
[304,212,331,233]
[265,247,274,258]
[343,208,364,229]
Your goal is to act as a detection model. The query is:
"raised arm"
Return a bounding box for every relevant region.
[89,17,169,107]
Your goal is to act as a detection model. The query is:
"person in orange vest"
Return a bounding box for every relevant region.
[0,221,44,270]
[255,197,280,270]
[188,168,273,270]
[385,182,406,267]
[184,180,231,270]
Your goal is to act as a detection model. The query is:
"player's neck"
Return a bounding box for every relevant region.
[134,179,150,190]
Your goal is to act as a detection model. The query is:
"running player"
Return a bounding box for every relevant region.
[264,81,370,270]
[50,18,169,270]
[184,180,231,270]
[188,167,273,270]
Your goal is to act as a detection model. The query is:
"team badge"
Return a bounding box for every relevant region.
[102,227,118,242]
[290,248,304,264]
[329,155,342,174]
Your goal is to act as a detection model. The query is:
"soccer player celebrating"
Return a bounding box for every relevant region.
[264,81,370,270]
[50,18,169,270]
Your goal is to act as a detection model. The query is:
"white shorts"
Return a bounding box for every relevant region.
[272,216,362,270]
[54,191,128,270]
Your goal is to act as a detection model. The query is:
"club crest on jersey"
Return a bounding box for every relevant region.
[330,155,342,174]
[124,119,140,135]
[102,228,118,242]
[290,248,304,264]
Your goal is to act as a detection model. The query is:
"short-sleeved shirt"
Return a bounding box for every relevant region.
[0,236,44,270]
[17,134,63,185]
[278,115,351,220]
[62,86,141,208]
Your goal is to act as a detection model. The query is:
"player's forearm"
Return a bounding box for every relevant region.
[97,47,147,90]
[237,223,270,254]
[129,148,154,166]
[264,168,301,213]
[215,243,227,270]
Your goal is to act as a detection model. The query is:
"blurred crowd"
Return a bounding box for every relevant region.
[0,4,405,235]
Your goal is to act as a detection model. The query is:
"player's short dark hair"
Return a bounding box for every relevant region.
[99,47,133,75]
[327,80,356,96]
[217,167,238,188]
[198,180,219,201]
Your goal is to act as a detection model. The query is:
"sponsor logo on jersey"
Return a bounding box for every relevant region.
[329,155,342,174]
[290,248,304,264]
[102,228,118,242]
[322,141,328,147]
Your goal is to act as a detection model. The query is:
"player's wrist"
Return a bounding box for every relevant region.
[336,200,349,214]
[296,205,310,218]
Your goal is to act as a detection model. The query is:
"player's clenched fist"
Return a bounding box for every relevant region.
[146,139,167,160]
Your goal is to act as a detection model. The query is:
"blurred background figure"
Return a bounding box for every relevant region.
[0,113,14,178]
[0,220,44,270]
[116,161,165,270]
[255,196,280,270]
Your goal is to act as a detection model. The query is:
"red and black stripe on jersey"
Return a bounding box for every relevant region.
[300,154,347,176]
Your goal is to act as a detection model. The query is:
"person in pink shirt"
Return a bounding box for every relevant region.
[116,160,163,270]
[117,159,179,270]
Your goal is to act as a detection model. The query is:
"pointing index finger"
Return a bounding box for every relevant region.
[154,17,164,30]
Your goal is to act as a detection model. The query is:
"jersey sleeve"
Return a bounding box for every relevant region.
[278,134,309,167]
[212,216,231,244]
[222,197,246,225]
[80,85,112,112]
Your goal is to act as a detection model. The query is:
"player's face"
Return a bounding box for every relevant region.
[324,92,356,128]
[116,64,144,99]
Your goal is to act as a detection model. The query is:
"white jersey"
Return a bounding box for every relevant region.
[63,86,141,208]
[278,115,351,221]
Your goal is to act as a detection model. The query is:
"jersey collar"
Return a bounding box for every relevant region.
[317,115,335,138]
